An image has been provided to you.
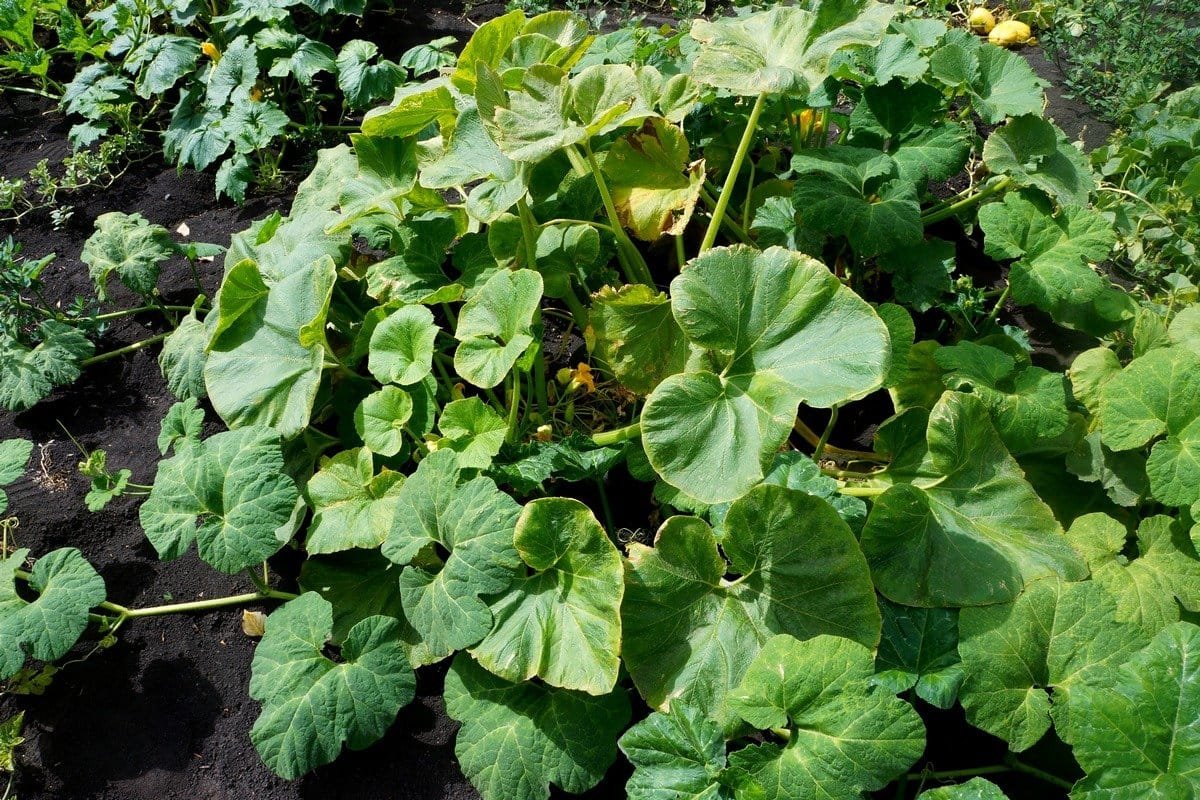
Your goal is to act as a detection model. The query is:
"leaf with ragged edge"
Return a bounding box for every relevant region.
[471,497,622,694]
[790,146,922,258]
[454,269,542,389]
[622,485,881,724]
[873,597,962,710]
[204,256,335,438]
[206,36,257,107]
[298,549,405,644]
[444,653,630,800]
[1066,513,1200,632]
[917,779,1009,799]
[861,392,1087,606]
[0,548,106,679]
[727,634,925,800]
[367,304,437,386]
[604,118,704,242]
[641,245,889,504]
[689,1,896,96]
[336,40,404,110]
[448,10,591,95]
[354,386,412,457]
[619,704,752,800]
[1099,347,1200,508]
[254,29,336,83]
[979,191,1131,336]
[81,212,175,301]
[934,340,1070,455]
[879,238,955,312]
[486,436,624,495]
[158,304,208,400]
[0,439,32,516]
[587,284,688,396]
[983,116,1095,207]
[930,32,1045,124]
[1064,622,1200,799]
[157,398,203,455]
[305,448,403,555]
[333,135,420,231]
[139,426,299,573]
[958,577,1151,751]
[436,397,506,469]
[0,321,95,412]
[379,450,521,667]
[249,592,414,779]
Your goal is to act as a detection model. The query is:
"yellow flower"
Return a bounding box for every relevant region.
[535,424,553,442]
[250,86,263,102]
[569,363,596,394]
[200,41,221,61]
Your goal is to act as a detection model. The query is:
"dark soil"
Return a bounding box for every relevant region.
[0,2,1112,792]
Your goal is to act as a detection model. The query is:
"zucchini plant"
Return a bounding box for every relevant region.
[3,3,1199,799]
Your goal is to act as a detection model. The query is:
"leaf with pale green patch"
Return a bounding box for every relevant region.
[305,448,403,555]
[0,548,106,679]
[354,387,412,457]
[471,497,622,694]
[436,397,507,469]
[983,116,1095,206]
[957,577,1151,751]
[587,284,688,396]
[726,634,925,800]
[622,485,880,724]
[861,392,1087,606]
[689,1,896,96]
[444,653,630,800]
[139,426,300,573]
[1066,513,1200,632]
[380,450,521,666]
[368,304,437,386]
[249,592,414,779]
[641,245,889,504]
[604,118,704,242]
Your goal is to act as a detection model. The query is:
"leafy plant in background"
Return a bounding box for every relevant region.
[2,3,1199,800]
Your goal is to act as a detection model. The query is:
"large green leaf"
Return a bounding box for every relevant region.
[958,577,1151,751]
[619,704,740,800]
[367,304,437,386]
[861,392,1087,606]
[436,397,507,469]
[1098,346,1200,508]
[380,450,521,667]
[0,321,94,412]
[353,386,412,457]
[983,115,1095,206]
[791,147,923,257]
[979,191,1131,336]
[587,284,689,396]
[205,256,336,438]
[1066,514,1200,632]
[139,426,300,573]
[298,549,405,644]
[0,548,106,679]
[622,485,880,724]
[420,104,526,224]
[928,30,1045,124]
[454,268,542,389]
[726,634,925,800]
[333,135,419,230]
[444,653,630,800]
[305,448,403,555]
[689,1,896,96]
[364,215,462,304]
[0,439,32,516]
[641,245,889,504]
[873,598,962,710]
[249,592,414,779]
[158,304,208,400]
[603,118,704,241]
[471,497,623,694]
[1065,622,1200,798]
[335,40,403,110]
[81,211,175,301]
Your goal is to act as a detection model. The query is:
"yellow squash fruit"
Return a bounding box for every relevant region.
[989,20,1033,47]
[968,7,996,34]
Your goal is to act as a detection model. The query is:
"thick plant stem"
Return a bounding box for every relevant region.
[813,404,839,460]
[80,332,171,367]
[91,304,199,322]
[592,421,641,446]
[516,198,540,268]
[701,92,767,253]
[837,485,886,497]
[580,145,654,286]
[921,178,1013,225]
[985,284,1011,325]
[506,371,521,444]
[794,419,888,462]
